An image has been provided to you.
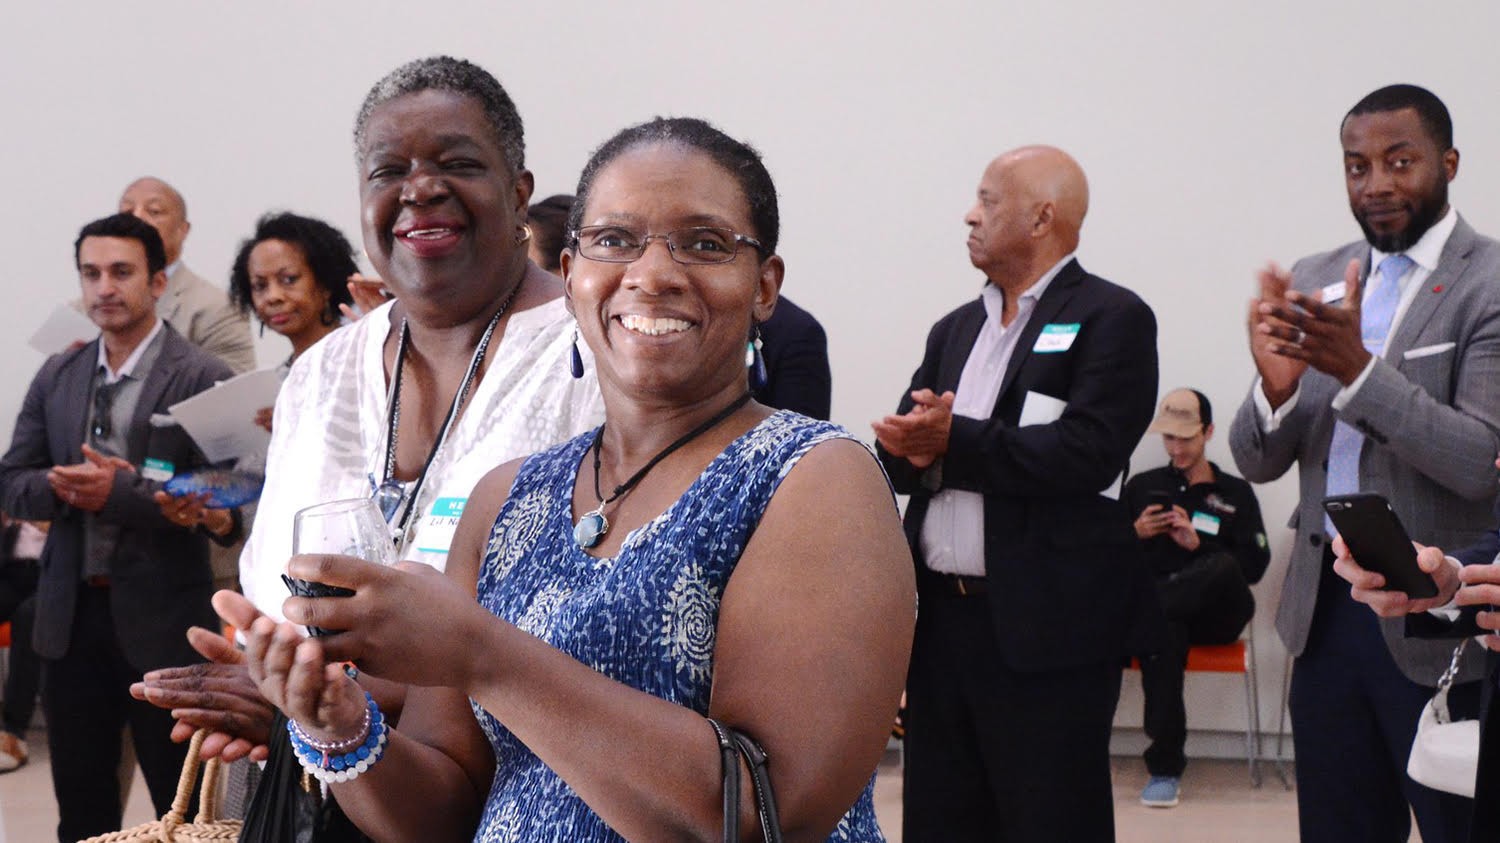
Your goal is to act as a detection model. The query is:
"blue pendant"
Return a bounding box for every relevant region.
[574,509,608,548]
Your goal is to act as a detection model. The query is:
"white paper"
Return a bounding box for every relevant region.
[167,368,283,462]
[1018,390,1123,499]
[1019,390,1067,427]
[1100,472,1124,501]
[28,303,96,355]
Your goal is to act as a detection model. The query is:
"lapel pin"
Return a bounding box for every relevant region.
[1432,285,1444,293]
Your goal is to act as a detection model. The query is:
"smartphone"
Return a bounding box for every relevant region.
[1145,490,1175,511]
[1322,493,1438,598]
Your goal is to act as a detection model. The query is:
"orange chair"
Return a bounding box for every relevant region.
[0,621,10,688]
[1129,626,1269,786]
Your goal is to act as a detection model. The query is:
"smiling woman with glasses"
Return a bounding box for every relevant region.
[217,116,915,842]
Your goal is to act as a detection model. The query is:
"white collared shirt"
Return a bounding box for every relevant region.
[1254,207,1459,430]
[95,316,164,385]
[920,254,1074,576]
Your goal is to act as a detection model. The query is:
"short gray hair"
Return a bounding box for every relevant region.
[353,56,525,172]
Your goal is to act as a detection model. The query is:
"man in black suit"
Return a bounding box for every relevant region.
[0,213,240,841]
[1333,512,1500,842]
[874,146,1158,841]
[754,295,832,419]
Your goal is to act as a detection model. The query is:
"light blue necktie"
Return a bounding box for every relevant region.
[1324,253,1415,535]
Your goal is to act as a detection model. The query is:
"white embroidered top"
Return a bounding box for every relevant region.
[240,298,604,622]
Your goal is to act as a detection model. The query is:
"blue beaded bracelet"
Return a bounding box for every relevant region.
[287,691,389,784]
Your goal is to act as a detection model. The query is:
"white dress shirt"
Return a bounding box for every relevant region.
[920,255,1074,576]
[95,316,164,384]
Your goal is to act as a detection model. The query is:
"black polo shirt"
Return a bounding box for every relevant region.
[1122,461,1269,583]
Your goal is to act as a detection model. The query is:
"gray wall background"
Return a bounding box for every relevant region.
[2,0,1497,742]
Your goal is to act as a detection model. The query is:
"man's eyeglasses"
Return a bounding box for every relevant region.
[91,384,117,441]
[570,226,765,265]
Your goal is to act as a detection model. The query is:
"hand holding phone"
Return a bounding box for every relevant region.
[1323,493,1438,599]
[1134,490,1177,540]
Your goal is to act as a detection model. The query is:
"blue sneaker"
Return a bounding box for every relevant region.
[1140,775,1180,807]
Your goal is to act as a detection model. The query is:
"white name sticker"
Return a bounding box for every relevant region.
[1191,510,1222,536]
[1320,280,1347,304]
[415,496,467,556]
[1033,323,1080,353]
[142,458,175,482]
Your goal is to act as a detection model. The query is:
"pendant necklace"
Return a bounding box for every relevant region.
[574,391,753,549]
[372,281,522,550]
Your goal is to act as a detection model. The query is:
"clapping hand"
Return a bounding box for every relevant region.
[1257,259,1371,386]
[872,390,955,469]
[130,622,277,762]
[47,443,130,511]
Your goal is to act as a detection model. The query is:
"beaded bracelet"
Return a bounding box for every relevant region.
[287,691,388,784]
[289,702,372,756]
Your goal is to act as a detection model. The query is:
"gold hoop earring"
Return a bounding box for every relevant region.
[518,224,533,245]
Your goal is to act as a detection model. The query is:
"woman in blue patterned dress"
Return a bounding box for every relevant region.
[219,118,915,841]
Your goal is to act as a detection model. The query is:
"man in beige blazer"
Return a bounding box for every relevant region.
[118,178,253,596]
[119,177,255,375]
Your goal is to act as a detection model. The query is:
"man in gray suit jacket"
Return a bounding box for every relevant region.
[119,176,256,374]
[1230,84,1500,843]
[0,214,240,841]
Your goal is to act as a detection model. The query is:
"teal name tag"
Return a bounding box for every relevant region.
[142,458,175,482]
[415,497,467,555]
[1191,511,1222,536]
[429,497,466,518]
[1033,323,1080,353]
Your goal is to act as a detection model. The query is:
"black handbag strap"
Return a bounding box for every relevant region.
[708,718,742,843]
[708,718,784,843]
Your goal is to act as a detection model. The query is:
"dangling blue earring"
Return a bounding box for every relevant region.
[746,325,767,391]
[570,328,584,379]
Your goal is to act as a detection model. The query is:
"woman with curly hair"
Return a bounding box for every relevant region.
[229,211,357,364]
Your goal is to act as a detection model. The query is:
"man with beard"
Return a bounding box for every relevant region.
[1230,84,1500,843]
[0,214,238,840]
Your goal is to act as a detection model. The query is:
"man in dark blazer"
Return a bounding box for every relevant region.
[1230,84,1499,843]
[753,294,832,419]
[0,213,239,841]
[1332,522,1500,842]
[874,146,1158,841]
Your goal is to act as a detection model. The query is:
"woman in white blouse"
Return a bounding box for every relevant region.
[131,56,603,764]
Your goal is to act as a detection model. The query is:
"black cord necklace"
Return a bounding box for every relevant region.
[574,391,754,549]
[372,281,522,551]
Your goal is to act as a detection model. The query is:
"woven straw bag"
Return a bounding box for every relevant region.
[79,729,243,843]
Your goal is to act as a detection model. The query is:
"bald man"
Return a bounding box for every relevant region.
[874,147,1159,840]
[119,178,255,374]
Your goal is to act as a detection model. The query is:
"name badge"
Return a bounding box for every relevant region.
[1033,323,1080,353]
[1321,280,1347,304]
[142,458,175,482]
[1191,511,1222,536]
[415,496,467,556]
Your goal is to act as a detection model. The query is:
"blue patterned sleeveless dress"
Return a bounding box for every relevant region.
[469,410,886,842]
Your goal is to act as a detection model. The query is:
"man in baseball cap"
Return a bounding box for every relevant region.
[1123,388,1270,807]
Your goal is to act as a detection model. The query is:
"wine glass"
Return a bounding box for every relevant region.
[285,497,398,636]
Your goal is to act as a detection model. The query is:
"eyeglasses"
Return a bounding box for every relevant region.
[570,226,765,265]
[91,383,117,441]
